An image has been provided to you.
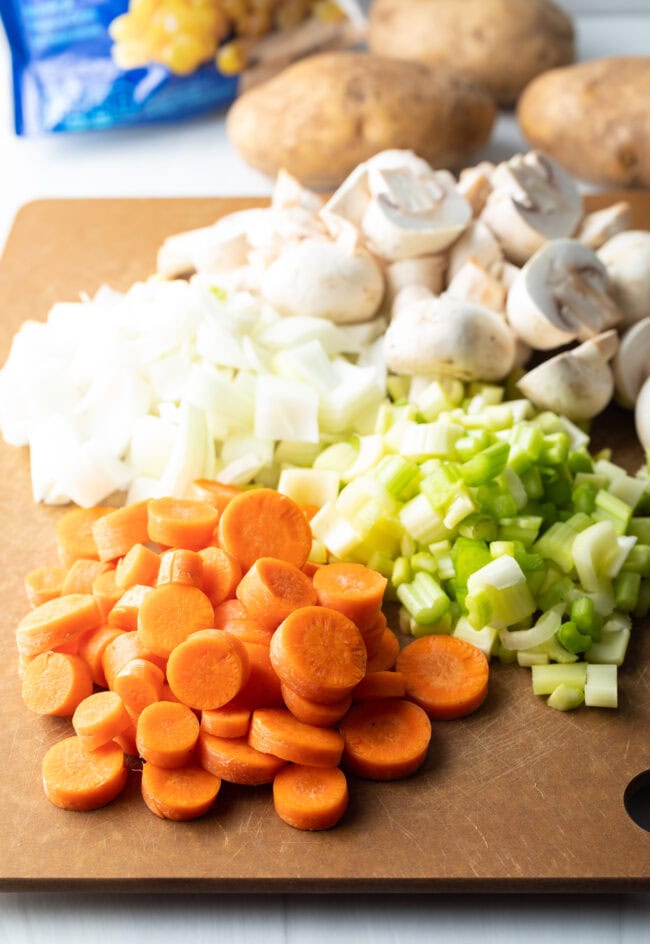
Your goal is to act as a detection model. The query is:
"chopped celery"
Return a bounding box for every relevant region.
[409,610,454,638]
[614,570,641,611]
[411,551,438,575]
[459,442,510,486]
[532,663,588,695]
[374,455,420,501]
[556,621,592,654]
[547,684,584,711]
[391,556,412,588]
[584,664,618,708]
[499,606,563,651]
[621,544,650,577]
[570,597,603,641]
[452,618,498,657]
[585,627,630,666]
[313,440,358,474]
[517,651,549,666]
[593,489,633,534]
[397,571,451,625]
[467,557,536,630]
[628,518,650,544]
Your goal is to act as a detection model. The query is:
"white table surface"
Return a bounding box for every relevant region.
[1,7,650,941]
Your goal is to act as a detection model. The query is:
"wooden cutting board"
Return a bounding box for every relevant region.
[0,195,649,893]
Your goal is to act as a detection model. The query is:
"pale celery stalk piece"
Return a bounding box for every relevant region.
[518,651,549,666]
[277,467,340,508]
[452,618,498,658]
[532,663,588,696]
[499,606,563,651]
[585,628,631,666]
[547,685,585,711]
[584,664,618,708]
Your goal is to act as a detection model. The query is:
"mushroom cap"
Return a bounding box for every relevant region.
[506,238,622,350]
[635,376,650,451]
[597,230,650,328]
[577,201,631,251]
[383,294,515,380]
[385,254,446,302]
[447,220,503,283]
[261,239,385,324]
[612,317,650,409]
[517,331,617,421]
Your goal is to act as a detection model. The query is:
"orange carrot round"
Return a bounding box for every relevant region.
[115,543,160,590]
[62,559,114,597]
[353,671,406,702]
[218,488,312,571]
[313,562,387,632]
[148,497,219,551]
[42,736,127,811]
[227,641,284,710]
[114,721,139,757]
[112,657,165,719]
[78,625,124,687]
[92,568,122,620]
[249,708,344,768]
[273,764,348,831]
[198,546,241,606]
[236,557,318,632]
[22,651,93,717]
[101,630,166,690]
[224,619,274,647]
[24,566,67,608]
[72,691,131,752]
[270,606,367,704]
[212,598,248,627]
[280,683,352,728]
[56,506,112,568]
[136,700,200,768]
[192,478,241,513]
[137,582,214,658]
[156,548,204,589]
[16,594,103,658]
[141,762,221,820]
[107,584,153,632]
[166,629,249,710]
[92,501,150,562]
[339,699,432,781]
[359,610,388,658]
[396,634,490,721]
[365,627,401,673]
[197,731,285,785]
[201,706,251,739]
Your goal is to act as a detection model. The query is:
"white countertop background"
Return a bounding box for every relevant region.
[1,2,650,939]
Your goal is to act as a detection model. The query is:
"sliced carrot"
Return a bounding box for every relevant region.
[114,721,139,757]
[201,706,251,739]
[213,598,248,628]
[24,566,67,608]
[42,736,127,811]
[227,641,284,710]
[56,506,113,568]
[313,562,387,633]
[218,488,312,571]
[101,630,167,691]
[225,619,274,647]
[192,479,241,513]
[78,625,124,688]
[302,560,325,579]
[339,699,432,781]
[395,634,490,721]
[197,731,285,785]
[269,606,366,704]
[112,657,165,720]
[141,763,221,821]
[273,764,348,831]
[156,548,203,589]
[249,708,344,768]
[21,651,93,717]
[236,557,318,632]
[107,584,153,632]
[92,568,122,620]
[198,546,242,606]
[148,497,220,551]
[92,501,150,562]
[72,691,131,752]
[280,683,351,727]
[136,582,214,658]
[136,700,200,768]
[365,627,401,673]
[166,629,249,711]
[360,611,387,659]
[115,544,160,590]
[16,593,102,658]
[161,681,182,704]
[353,671,406,702]
[61,558,113,597]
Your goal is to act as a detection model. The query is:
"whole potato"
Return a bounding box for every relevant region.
[227,52,496,189]
[518,57,650,188]
[368,0,574,106]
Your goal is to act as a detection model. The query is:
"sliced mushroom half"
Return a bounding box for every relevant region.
[481,151,583,266]
[507,239,623,350]
[517,331,618,422]
[446,259,506,314]
[612,317,650,409]
[577,201,631,251]
[385,254,447,303]
[598,230,650,328]
[447,220,503,283]
[383,294,515,381]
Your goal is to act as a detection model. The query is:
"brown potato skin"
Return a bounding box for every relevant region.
[518,57,650,189]
[369,0,574,106]
[227,52,496,189]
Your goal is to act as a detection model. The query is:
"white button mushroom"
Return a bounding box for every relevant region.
[577,201,631,251]
[506,239,623,350]
[446,259,506,314]
[157,222,250,279]
[261,238,385,324]
[456,161,496,218]
[383,294,516,381]
[517,331,618,422]
[481,151,583,266]
[612,317,650,409]
[446,220,503,284]
[385,254,447,303]
[597,230,650,328]
[636,377,650,452]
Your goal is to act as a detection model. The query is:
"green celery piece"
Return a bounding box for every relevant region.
[593,490,633,534]
[571,482,597,515]
[366,551,394,580]
[543,475,572,508]
[467,580,536,631]
[459,442,510,487]
[568,451,593,474]
[520,466,544,500]
[628,518,650,544]
[621,544,650,577]
[410,611,453,639]
[494,640,518,664]
[614,570,641,611]
[547,684,584,711]
[556,621,592,655]
[570,597,603,641]
[538,575,574,611]
[411,551,438,575]
[539,432,570,465]
[539,635,579,664]
[374,454,420,501]
[585,628,631,666]
[450,537,492,589]
[532,662,588,695]
[458,515,499,541]
[420,463,462,511]
[391,556,412,588]
[396,571,451,625]
[498,516,543,545]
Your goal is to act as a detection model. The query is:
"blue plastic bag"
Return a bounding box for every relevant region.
[0,0,239,134]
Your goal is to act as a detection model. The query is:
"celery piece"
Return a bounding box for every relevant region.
[410,610,453,638]
[313,441,358,475]
[374,455,420,501]
[452,618,498,657]
[539,634,579,664]
[498,516,543,546]
[568,451,593,475]
[443,490,477,529]
[366,551,395,580]
[570,597,603,641]
[310,501,361,559]
[460,442,510,486]
[387,375,411,402]
[490,541,516,559]
[571,482,597,515]
[458,515,499,542]
[308,539,328,565]
[628,518,650,544]
[544,475,572,508]
[436,554,455,580]
[585,628,630,666]
[584,664,618,708]
[614,570,641,611]
[450,537,492,589]
[420,464,462,511]
[532,662,588,695]
[455,432,491,462]
[520,466,544,500]
[499,606,563,651]
[517,651,549,666]
[534,516,592,575]
[538,575,574,612]
[411,552,438,576]
[396,571,451,625]
[593,490,633,534]
[556,621,592,654]
[539,432,570,465]
[391,556,412,589]
[399,493,450,544]
[621,544,650,577]
[467,560,536,630]
[547,684,584,711]
[494,640,518,664]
